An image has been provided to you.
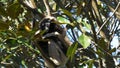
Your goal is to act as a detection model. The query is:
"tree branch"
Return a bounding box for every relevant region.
[43,0,51,16]
[96,2,120,35]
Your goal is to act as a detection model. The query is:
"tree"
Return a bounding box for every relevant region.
[0,0,120,68]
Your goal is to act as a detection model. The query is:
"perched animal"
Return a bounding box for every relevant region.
[34,16,71,68]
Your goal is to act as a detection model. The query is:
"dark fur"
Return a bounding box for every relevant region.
[39,18,63,35]
[38,17,68,67]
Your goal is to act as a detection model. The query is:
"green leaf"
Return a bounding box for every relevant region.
[98,38,107,50]
[2,54,12,61]
[5,38,17,47]
[21,60,27,68]
[62,9,72,17]
[52,3,57,11]
[108,48,116,54]
[78,34,91,49]
[96,49,104,57]
[82,18,91,30]
[0,6,7,17]
[7,2,23,19]
[57,16,70,24]
[87,59,94,68]
[0,20,9,30]
[67,42,78,61]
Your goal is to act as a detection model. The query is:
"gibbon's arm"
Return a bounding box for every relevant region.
[42,31,72,47]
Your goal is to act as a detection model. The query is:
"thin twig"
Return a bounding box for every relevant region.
[19,0,45,17]
[29,0,36,8]
[92,42,112,57]
[43,0,51,16]
[96,2,120,35]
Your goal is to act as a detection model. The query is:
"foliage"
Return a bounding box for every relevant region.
[0,0,120,68]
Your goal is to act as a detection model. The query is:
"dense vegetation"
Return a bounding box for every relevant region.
[0,0,120,68]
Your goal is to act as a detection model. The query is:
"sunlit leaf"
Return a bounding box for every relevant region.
[97,0,101,5]
[52,3,57,11]
[78,34,91,49]
[24,21,32,32]
[17,23,31,37]
[57,16,70,24]
[82,19,91,30]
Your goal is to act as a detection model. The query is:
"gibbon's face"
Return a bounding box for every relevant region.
[39,18,51,32]
[39,17,63,34]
